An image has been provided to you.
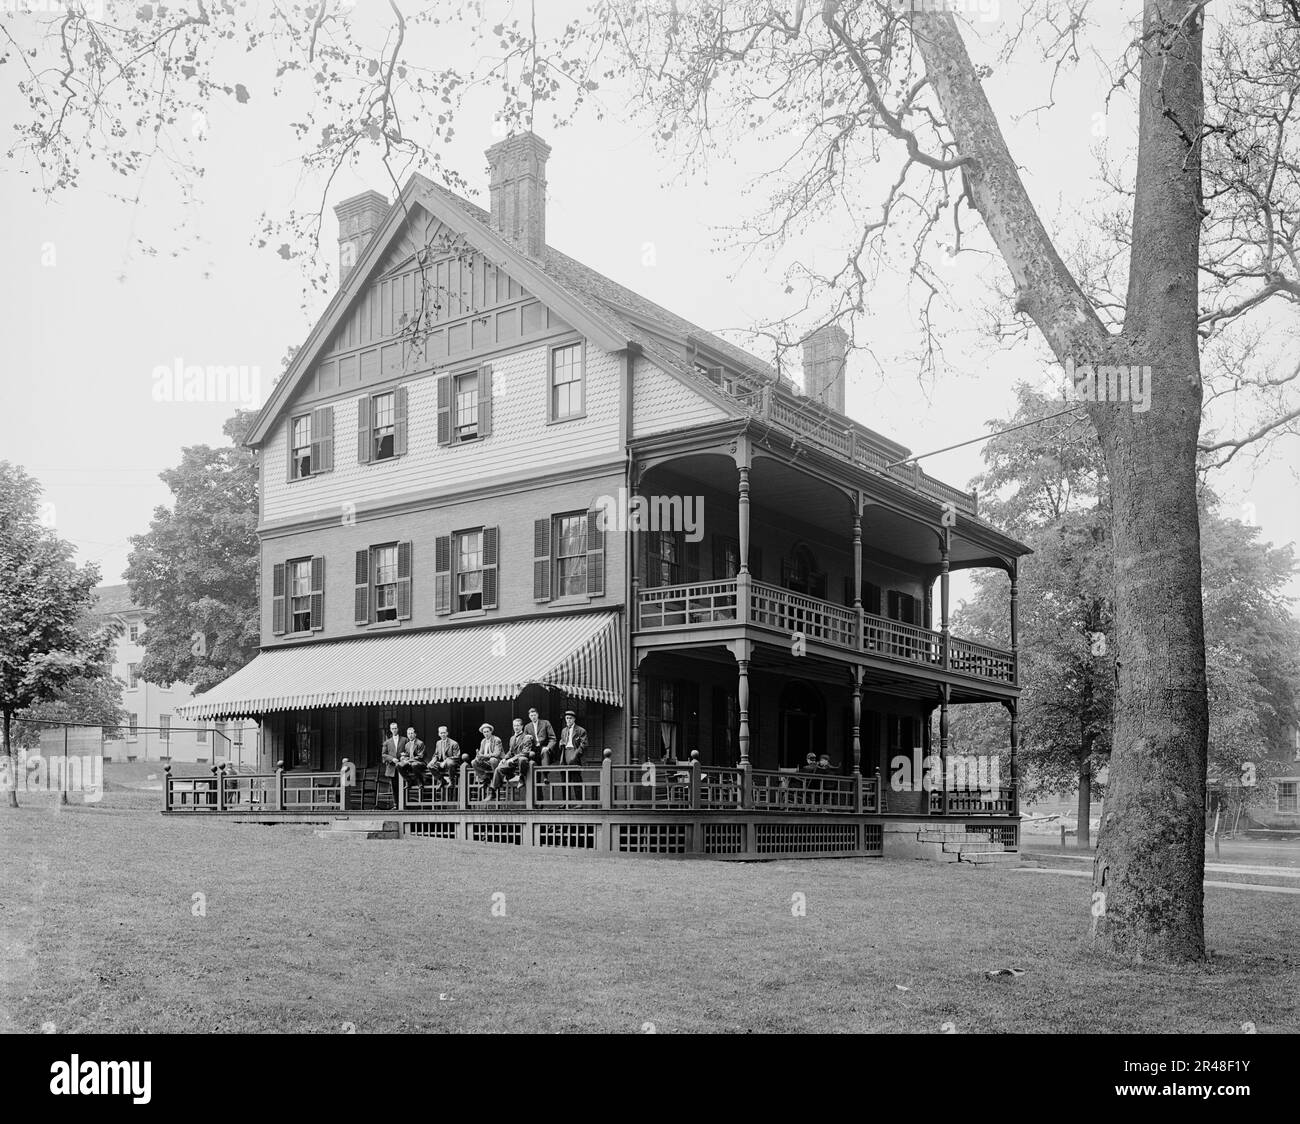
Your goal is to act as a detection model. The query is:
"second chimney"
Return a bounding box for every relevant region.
[801,324,849,414]
[333,190,389,283]
[486,132,551,260]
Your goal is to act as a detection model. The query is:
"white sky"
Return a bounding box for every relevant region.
[0,0,1295,614]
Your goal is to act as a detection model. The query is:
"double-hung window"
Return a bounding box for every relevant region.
[555,513,588,599]
[128,663,140,689]
[373,545,400,622]
[291,414,312,478]
[456,531,484,612]
[434,529,497,615]
[273,557,325,635]
[455,372,479,441]
[532,511,605,603]
[354,542,412,625]
[1279,782,1299,814]
[372,392,396,460]
[550,342,584,420]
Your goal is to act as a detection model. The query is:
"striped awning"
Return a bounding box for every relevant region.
[176,612,624,720]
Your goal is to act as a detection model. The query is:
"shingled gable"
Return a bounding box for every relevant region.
[246,170,753,449]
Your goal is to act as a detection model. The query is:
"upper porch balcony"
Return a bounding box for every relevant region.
[636,577,1016,685]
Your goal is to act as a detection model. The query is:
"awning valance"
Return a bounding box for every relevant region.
[176,611,624,720]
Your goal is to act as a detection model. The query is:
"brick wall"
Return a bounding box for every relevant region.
[261,470,626,644]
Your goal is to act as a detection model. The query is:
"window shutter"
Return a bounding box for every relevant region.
[312,405,334,474]
[844,577,853,607]
[436,375,452,446]
[394,385,408,456]
[714,539,728,580]
[434,535,452,615]
[286,422,295,483]
[357,395,371,463]
[478,364,493,438]
[865,581,881,616]
[482,526,499,609]
[533,517,552,602]
[781,558,793,588]
[396,540,413,619]
[354,549,370,625]
[752,547,763,582]
[309,556,325,631]
[272,562,286,635]
[586,510,605,597]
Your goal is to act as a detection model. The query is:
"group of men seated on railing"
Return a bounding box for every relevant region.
[379,707,587,804]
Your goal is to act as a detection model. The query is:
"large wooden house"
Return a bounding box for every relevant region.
[175,133,1030,859]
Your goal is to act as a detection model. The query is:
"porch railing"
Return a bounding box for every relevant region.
[163,757,909,816]
[636,580,1013,684]
[928,784,1018,816]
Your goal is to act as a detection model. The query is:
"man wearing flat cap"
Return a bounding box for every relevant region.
[472,723,504,797]
[557,710,588,766]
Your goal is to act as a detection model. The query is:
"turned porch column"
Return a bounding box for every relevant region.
[850,665,864,776]
[730,639,754,767]
[1009,558,1019,685]
[852,500,864,650]
[939,528,951,671]
[736,442,752,627]
[630,656,642,767]
[938,683,951,816]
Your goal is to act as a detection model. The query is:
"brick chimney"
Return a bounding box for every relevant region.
[800,324,849,413]
[486,132,551,259]
[333,190,389,283]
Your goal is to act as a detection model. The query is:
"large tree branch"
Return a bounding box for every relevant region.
[881,5,1109,361]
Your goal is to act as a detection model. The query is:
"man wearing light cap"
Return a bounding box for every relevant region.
[472,722,504,798]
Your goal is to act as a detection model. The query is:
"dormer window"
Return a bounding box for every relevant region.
[694,361,735,395]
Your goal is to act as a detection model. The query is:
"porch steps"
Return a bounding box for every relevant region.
[314,818,400,841]
[884,822,1019,865]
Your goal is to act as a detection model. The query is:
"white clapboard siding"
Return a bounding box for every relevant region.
[631,355,730,437]
[263,342,621,523]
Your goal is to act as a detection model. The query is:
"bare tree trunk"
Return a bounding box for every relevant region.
[911,2,1209,960]
[4,709,16,809]
[1077,755,1092,849]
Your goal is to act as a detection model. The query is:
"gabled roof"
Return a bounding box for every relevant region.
[247,173,762,447]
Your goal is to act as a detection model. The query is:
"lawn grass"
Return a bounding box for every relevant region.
[2,784,1296,1034]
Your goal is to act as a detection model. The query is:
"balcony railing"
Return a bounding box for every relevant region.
[636,580,1015,685]
[733,383,978,514]
[751,580,858,649]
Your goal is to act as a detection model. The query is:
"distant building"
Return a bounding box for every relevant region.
[94,584,257,765]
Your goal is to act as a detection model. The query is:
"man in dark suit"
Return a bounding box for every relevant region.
[557,710,588,765]
[492,718,534,793]
[397,725,428,790]
[527,707,557,765]
[555,710,589,804]
[379,721,407,808]
[428,725,461,787]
